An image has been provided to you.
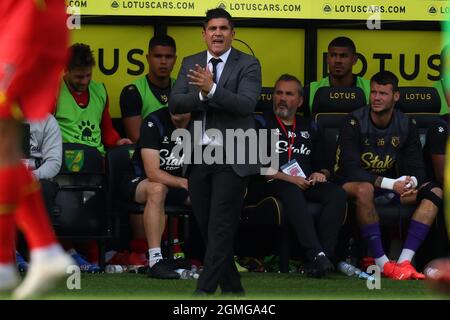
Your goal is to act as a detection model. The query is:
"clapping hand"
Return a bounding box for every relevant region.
[187,64,214,97]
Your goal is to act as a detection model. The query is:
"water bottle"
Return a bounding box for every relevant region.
[338,261,376,281]
[338,261,357,276]
[354,268,376,281]
[175,268,199,279]
[105,265,125,273]
[191,265,201,277]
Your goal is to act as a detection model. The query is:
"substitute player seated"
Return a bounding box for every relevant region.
[334,71,443,280]
[122,107,190,279]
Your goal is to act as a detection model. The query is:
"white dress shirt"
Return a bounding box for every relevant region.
[199,48,232,145]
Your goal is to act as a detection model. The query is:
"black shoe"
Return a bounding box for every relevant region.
[166,257,192,270]
[221,289,246,297]
[193,289,214,296]
[147,260,180,279]
[307,254,335,278]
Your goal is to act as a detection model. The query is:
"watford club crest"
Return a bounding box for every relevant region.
[160,94,168,103]
[391,136,400,147]
[65,150,84,172]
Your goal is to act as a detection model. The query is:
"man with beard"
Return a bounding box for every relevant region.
[257,74,347,277]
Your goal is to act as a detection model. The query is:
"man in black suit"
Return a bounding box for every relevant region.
[169,7,262,294]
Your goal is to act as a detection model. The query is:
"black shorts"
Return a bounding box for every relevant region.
[121,174,189,209]
[373,187,400,205]
[335,177,400,205]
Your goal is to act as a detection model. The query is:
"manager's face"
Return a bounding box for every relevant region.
[203,18,235,57]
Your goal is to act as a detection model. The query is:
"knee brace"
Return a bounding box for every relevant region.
[417,181,443,210]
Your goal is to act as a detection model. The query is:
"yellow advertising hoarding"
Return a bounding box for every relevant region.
[67,0,450,21]
[71,25,155,118]
[317,29,444,87]
[71,25,445,117]
[71,25,304,117]
[168,26,305,87]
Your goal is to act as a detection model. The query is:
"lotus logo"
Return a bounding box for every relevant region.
[111,0,119,9]
[217,2,227,10]
[428,6,437,14]
[323,4,332,13]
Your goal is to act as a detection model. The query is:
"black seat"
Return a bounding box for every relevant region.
[396,87,441,148]
[408,113,441,148]
[105,144,192,258]
[396,87,441,114]
[254,87,274,114]
[312,87,367,115]
[52,143,110,267]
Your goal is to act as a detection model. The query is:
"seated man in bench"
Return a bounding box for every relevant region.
[423,115,448,186]
[122,107,190,279]
[334,71,443,280]
[256,74,347,278]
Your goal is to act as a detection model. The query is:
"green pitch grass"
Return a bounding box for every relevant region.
[1,272,448,300]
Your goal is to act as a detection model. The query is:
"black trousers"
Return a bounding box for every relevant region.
[188,163,248,293]
[40,179,58,218]
[266,180,347,261]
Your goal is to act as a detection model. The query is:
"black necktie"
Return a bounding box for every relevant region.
[204,58,222,135]
[210,57,222,83]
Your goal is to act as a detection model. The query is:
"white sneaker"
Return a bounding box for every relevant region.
[0,264,20,292]
[12,251,74,300]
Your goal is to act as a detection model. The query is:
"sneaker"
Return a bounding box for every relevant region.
[0,264,20,292]
[397,261,425,280]
[167,257,192,270]
[382,261,412,280]
[12,251,74,300]
[148,259,180,279]
[307,254,335,278]
[16,251,29,273]
[70,251,101,273]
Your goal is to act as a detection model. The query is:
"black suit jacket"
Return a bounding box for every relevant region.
[169,47,262,177]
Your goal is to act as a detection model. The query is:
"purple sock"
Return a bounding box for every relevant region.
[361,223,385,259]
[404,220,430,252]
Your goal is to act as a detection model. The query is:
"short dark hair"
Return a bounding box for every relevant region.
[203,7,234,29]
[370,71,399,92]
[328,36,356,54]
[274,74,303,96]
[149,35,176,52]
[68,43,95,70]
